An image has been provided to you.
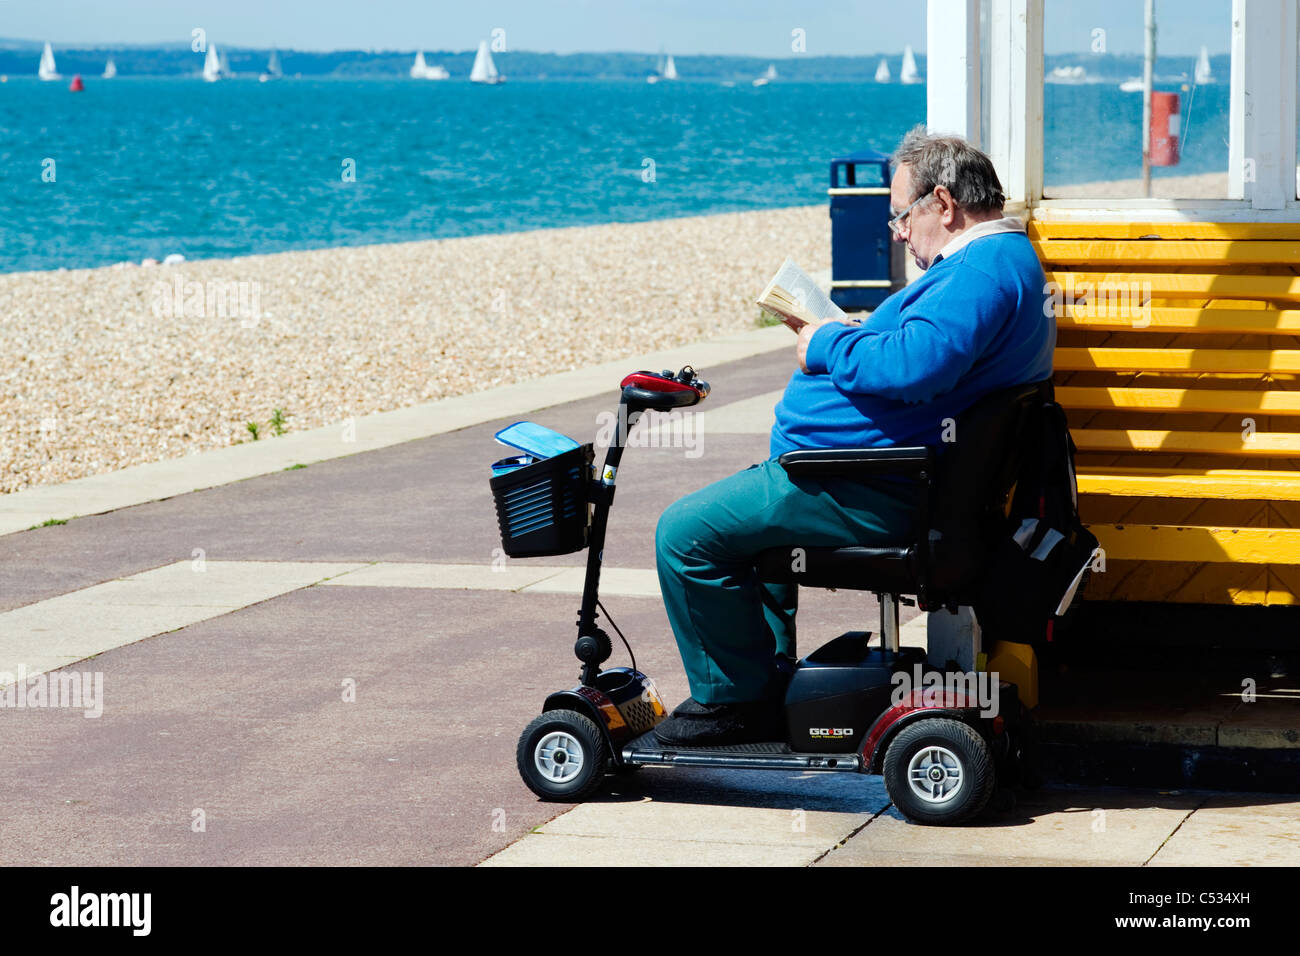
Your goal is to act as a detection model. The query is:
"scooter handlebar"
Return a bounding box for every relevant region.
[619,366,710,409]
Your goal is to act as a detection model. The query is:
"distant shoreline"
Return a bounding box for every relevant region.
[0,43,1224,81]
[0,48,925,81]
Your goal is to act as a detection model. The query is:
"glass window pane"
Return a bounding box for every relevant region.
[1043,0,1233,199]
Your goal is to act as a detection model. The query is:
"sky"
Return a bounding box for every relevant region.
[0,0,1233,56]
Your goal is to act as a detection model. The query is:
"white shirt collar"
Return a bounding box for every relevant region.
[932,216,1026,265]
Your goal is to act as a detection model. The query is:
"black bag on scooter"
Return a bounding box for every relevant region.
[972,398,1100,645]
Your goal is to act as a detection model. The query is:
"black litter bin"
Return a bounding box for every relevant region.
[828,149,893,312]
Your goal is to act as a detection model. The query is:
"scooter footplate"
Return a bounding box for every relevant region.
[621,731,861,772]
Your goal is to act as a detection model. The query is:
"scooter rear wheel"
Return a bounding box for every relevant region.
[517,709,609,802]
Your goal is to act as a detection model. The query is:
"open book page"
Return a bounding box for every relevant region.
[756,258,847,332]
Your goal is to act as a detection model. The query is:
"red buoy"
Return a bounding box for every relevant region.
[69,74,84,92]
[1150,91,1180,166]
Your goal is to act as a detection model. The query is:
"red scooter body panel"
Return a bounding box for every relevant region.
[859,689,985,770]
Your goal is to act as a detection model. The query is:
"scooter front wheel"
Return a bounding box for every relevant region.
[517,709,609,802]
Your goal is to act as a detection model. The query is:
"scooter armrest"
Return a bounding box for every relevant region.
[777,446,933,479]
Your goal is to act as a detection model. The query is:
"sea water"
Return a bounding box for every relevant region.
[0,77,1230,274]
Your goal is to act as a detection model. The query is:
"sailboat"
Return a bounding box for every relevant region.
[470,40,503,84]
[1194,45,1215,84]
[900,45,921,84]
[203,45,222,82]
[752,63,777,87]
[38,42,61,81]
[650,54,679,82]
[102,57,117,79]
[260,47,283,82]
[410,51,449,80]
[1048,65,1087,83]
[875,58,891,83]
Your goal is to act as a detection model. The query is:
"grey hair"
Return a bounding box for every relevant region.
[891,125,1005,214]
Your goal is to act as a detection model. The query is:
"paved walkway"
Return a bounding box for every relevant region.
[2,326,1297,866]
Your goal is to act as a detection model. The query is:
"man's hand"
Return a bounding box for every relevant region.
[797,316,860,373]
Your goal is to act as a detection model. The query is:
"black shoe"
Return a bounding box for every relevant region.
[653,697,783,747]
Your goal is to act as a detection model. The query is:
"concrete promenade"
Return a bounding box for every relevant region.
[1,326,1296,866]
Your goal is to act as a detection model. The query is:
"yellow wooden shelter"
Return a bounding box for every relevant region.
[927,0,1300,607]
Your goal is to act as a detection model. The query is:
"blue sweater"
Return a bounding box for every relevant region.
[770,231,1055,458]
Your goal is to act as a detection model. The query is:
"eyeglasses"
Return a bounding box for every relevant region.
[888,191,935,235]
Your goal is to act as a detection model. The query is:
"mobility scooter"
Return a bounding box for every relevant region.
[490,365,1043,825]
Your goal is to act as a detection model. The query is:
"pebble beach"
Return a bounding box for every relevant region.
[1,205,827,493]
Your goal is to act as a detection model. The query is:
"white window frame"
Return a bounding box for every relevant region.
[931,0,1300,221]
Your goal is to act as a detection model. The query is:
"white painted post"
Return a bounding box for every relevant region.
[1242,0,1298,209]
[927,0,982,145]
[1228,0,1247,200]
[1291,1,1300,202]
[1141,0,1155,197]
[986,0,1044,208]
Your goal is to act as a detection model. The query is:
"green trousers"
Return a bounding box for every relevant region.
[654,459,916,704]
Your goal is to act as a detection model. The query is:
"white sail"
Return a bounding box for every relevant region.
[102,57,117,79]
[470,40,500,83]
[648,51,666,83]
[900,45,920,84]
[875,58,891,82]
[411,51,448,80]
[203,44,221,82]
[39,42,61,81]
[662,54,678,80]
[260,47,282,82]
[1195,45,1214,84]
[1048,65,1086,83]
[219,50,231,77]
[763,63,777,80]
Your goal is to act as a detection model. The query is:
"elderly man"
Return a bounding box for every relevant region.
[653,126,1055,746]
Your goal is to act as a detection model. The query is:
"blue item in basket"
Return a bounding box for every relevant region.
[491,455,536,477]
[494,421,581,461]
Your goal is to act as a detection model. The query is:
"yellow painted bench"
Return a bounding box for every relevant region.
[1030,220,1300,606]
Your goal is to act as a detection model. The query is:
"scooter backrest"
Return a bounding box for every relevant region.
[925,379,1052,594]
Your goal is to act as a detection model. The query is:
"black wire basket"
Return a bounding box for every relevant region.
[489,443,594,557]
